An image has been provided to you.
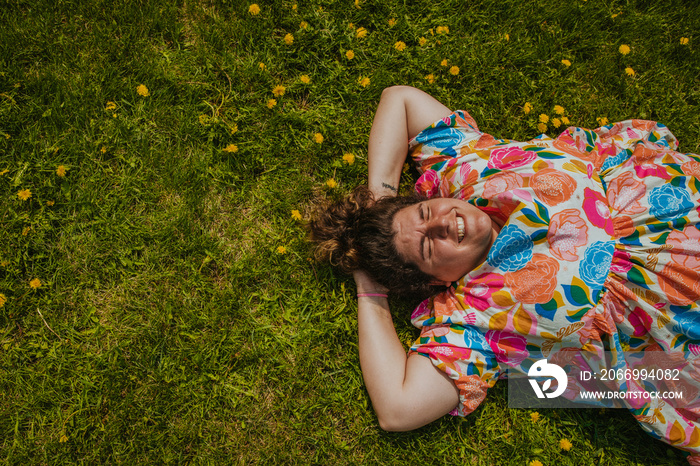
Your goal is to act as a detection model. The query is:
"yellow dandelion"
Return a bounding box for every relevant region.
[326,179,337,188]
[537,122,547,133]
[300,21,308,30]
[46,200,55,206]
[625,67,635,76]
[56,165,67,177]
[523,102,532,114]
[418,37,427,46]
[436,25,449,35]
[0,169,9,175]
[0,293,6,307]
[259,62,266,71]
[356,27,368,39]
[354,0,361,9]
[553,105,565,115]
[529,461,543,466]
[101,146,107,154]
[388,18,396,27]
[504,33,510,41]
[552,118,562,128]
[223,144,239,153]
[619,44,630,55]
[313,133,324,144]
[276,246,287,254]
[597,117,609,126]
[105,101,116,111]
[29,278,42,289]
[358,76,370,87]
[348,23,355,30]
[680,37,689,45]
[266,99,277,109]
[530,412,540,422]
[136,84,150,97]
[284,33,294,45]
[300,74,311,84]
[112,113,117,118]
[449,66,460,75]
[394,41,406,52]
[346,50,355,59]
[425,74,435,84]
[539,114,549,124]
[17,189,32,201]
[342,153,355,165]
[291,210,302,221]
[248,4,260,15]
[561,116,570,124]
[198,114,210,125]
[559,438,573,451]
[292,4,297,11]
[272,85,286,97]
[59,434,68,443]
[230,124,239,134]
[440,58,449,66]
[561,59,572,67]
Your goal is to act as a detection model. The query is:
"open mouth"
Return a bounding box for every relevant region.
[456,216,465,242]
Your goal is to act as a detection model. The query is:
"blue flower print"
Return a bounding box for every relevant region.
[415,127,465,158]
[648,184,693,222]
[673,312,700,341]
[579,241,614,290]
[487,225,533,272]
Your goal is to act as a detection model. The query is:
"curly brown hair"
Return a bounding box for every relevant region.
[309,185,445,299]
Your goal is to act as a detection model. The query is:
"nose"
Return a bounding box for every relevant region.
[427,213,449,238]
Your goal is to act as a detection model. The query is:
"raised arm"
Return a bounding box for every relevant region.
[367,86,452,199]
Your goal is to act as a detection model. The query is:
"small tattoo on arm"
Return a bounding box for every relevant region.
[382,182,397,192]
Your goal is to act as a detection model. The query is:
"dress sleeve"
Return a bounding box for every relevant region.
[408,293,502,416]
[552,120,680,171]
[408,110,484,174]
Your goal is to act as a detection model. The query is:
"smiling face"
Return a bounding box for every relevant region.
[392,198,500,283]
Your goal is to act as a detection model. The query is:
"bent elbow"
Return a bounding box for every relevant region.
[375,408,414,432]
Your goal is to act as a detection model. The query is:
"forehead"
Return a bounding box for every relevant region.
[392,203,423,260]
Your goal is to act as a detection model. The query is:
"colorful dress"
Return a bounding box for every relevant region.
[407,110,700,462]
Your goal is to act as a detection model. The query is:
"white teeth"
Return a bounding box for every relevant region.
[456,217,465,242]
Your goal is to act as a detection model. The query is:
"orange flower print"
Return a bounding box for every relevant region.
[658,263,700,306]
[606,171,646,215]
[504,254,560,304]
[548,209,588,261]
[681,161,700,180]
[530,169,576,206]
[666,226,700,269]
[483,171,524,199]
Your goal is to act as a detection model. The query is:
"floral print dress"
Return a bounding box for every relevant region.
[407,110,700,461]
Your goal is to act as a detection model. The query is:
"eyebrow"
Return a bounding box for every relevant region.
[419,204,425,261]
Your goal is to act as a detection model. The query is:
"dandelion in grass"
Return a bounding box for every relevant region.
[136,84,150,97]
[394,41,406,52]
[529,461,543,466]
[313,133,324,144]
[105,101,116,111]
[29,278,42,289]
[537,122,547,133]
[354,0,361,9]
[17,189,32,201]
[276,246,287,254]
[248,4,260,15]
[504,33,510,41]
[326,179,337,189]
[553,105,565,115]
[419,37,427,46]
[449,66,459,75]
[348,23,354,30]
[300,74,311,84]
[559,438,573,451]
[388,18,396,27]
[272,85,286,97]
[230,124,238,134]
[552,118,562,128]
[358,76,370,87]
[100,146,107,154]
[561,59,572,67]
[0,293,6,307]
[425,74,435,84]
[56,165,67,177]
[346,50,355,59]
[300,21,308,30]
[561,116,570,125]
[680,37,689,45]
[356,27,368,39]
[198,115,210,125]
[530,411,540,422]
[223,144,238,153]
[597,117,609,126]
[625,67,635,76]
[291,210,302,221]
[619,44,630,55]
[259,62,266,71]
[46,201,55,206]
[0,169,9,176]
[523,102,532,114]
[342,153,355,165]
[440,58,448,66]
[284,33,294,45]
[266,99,277,109]
[539,114,549,124]
[436,26,449,35]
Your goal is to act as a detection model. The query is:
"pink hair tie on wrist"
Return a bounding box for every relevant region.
[357,293,388,298]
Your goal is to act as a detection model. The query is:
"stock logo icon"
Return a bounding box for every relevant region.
[528,359,567,399]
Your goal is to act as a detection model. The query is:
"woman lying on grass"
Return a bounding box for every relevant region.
[311,86,700,463]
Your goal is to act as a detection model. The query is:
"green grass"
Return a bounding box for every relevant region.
[1,0,699,464]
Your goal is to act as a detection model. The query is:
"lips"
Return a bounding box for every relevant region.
[456,216,465,242]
